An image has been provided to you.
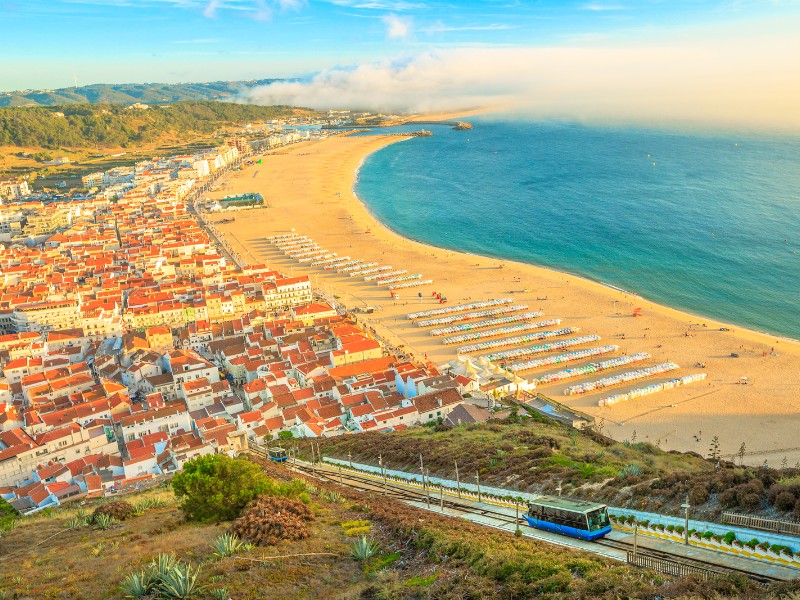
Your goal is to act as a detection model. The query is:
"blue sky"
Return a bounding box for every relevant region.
[2,0,799,91]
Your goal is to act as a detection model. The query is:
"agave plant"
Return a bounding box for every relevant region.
[120,570,155,599]
[209,588,231,600]
[65,516,85,530]
[211,533,251,558]
[155,561,201,599]
[618,463,643,478]
[148,553,179,580]
[351,535,378,562]
[93,513,116,530]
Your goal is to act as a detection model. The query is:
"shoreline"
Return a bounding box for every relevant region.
[211,129,800,465]
[348,124,800,347]
[351,148,800,346]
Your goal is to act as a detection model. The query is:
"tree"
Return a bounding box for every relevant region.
[0,497,18,532]
[278,430,293,440]
[172,454,276,522]
[738,442,747,465]
[708,436,720,460]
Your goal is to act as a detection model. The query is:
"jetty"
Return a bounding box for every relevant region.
[408,120,473,130]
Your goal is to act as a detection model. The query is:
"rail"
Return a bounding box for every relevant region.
[249,445,784,585]
[723,512,800,536]
[627,551,710,579]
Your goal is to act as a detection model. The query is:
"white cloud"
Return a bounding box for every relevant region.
[322,0,426,10]
[580,2,625,10]
[203,0,217,17]
[382,13,413,39]
[421,23,517,34]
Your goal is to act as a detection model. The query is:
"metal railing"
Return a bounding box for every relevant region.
[627,551,710,579]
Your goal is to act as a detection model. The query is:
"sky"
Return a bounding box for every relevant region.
[2,0,800,129]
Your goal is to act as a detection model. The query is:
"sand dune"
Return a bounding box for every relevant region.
[211,131,800,467]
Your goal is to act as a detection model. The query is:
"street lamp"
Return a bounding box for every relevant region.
[681,498,691,545]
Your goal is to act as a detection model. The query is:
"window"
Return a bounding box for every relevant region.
[587,508,610,531]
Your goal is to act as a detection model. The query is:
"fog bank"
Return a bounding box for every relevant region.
[242,34,800,130]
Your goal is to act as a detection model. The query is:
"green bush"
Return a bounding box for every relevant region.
[0,498,18,532]
[723,531,737,544]
[172,455,278,522]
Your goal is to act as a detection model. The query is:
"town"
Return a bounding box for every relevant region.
[0,132,483,515]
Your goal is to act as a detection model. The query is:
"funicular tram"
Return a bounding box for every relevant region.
[524,495,612,541]
[267,447,288,462]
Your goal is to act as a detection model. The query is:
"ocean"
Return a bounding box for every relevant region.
[354,119,800,340]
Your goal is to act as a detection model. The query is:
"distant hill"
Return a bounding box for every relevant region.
[0,79,280,108]
[0,101,313,149]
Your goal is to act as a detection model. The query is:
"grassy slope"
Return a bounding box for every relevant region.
[1,458,796,600]
[307,417,800,522]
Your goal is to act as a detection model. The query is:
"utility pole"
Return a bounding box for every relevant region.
[476,472,481,503]
[425,468,431,509]
[515,501,520,535]
[348,451,353,469]
[633,517,638,560]
[339,462,343,485]
[419,453,425,490]
[681,496,691,546]
[378,454,385,495]
[455,460,461,498]
[440,482,444,512]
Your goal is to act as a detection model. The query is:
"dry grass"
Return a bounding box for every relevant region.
[0,481,394,599]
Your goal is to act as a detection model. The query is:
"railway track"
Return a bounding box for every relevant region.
[280,458,785,585]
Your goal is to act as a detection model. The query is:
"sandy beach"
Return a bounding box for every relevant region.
[210,129,800,466]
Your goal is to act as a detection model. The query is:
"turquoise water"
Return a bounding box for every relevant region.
[354,120,800,340]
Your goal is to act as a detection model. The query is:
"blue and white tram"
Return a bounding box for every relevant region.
[267,447,288,462]
[524,496,612,541]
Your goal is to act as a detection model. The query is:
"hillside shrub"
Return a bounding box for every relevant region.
[93,500,134,522]
[739,493,760,510]
[688,484,709,506]
[775,491,796,511]
[231,495,314,546]
[718,489,738,508]
[172,455,278,522]
[0,498,18,531]
[795,498,800,519]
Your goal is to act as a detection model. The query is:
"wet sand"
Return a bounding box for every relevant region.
[211,130,800,467]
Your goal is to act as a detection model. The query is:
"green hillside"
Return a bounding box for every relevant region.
[0,456,789,600]
[0,80,280,108]
[305,415,800,523]
[0,101,313,149]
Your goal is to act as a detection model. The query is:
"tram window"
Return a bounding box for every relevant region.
[587,508,610,531]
